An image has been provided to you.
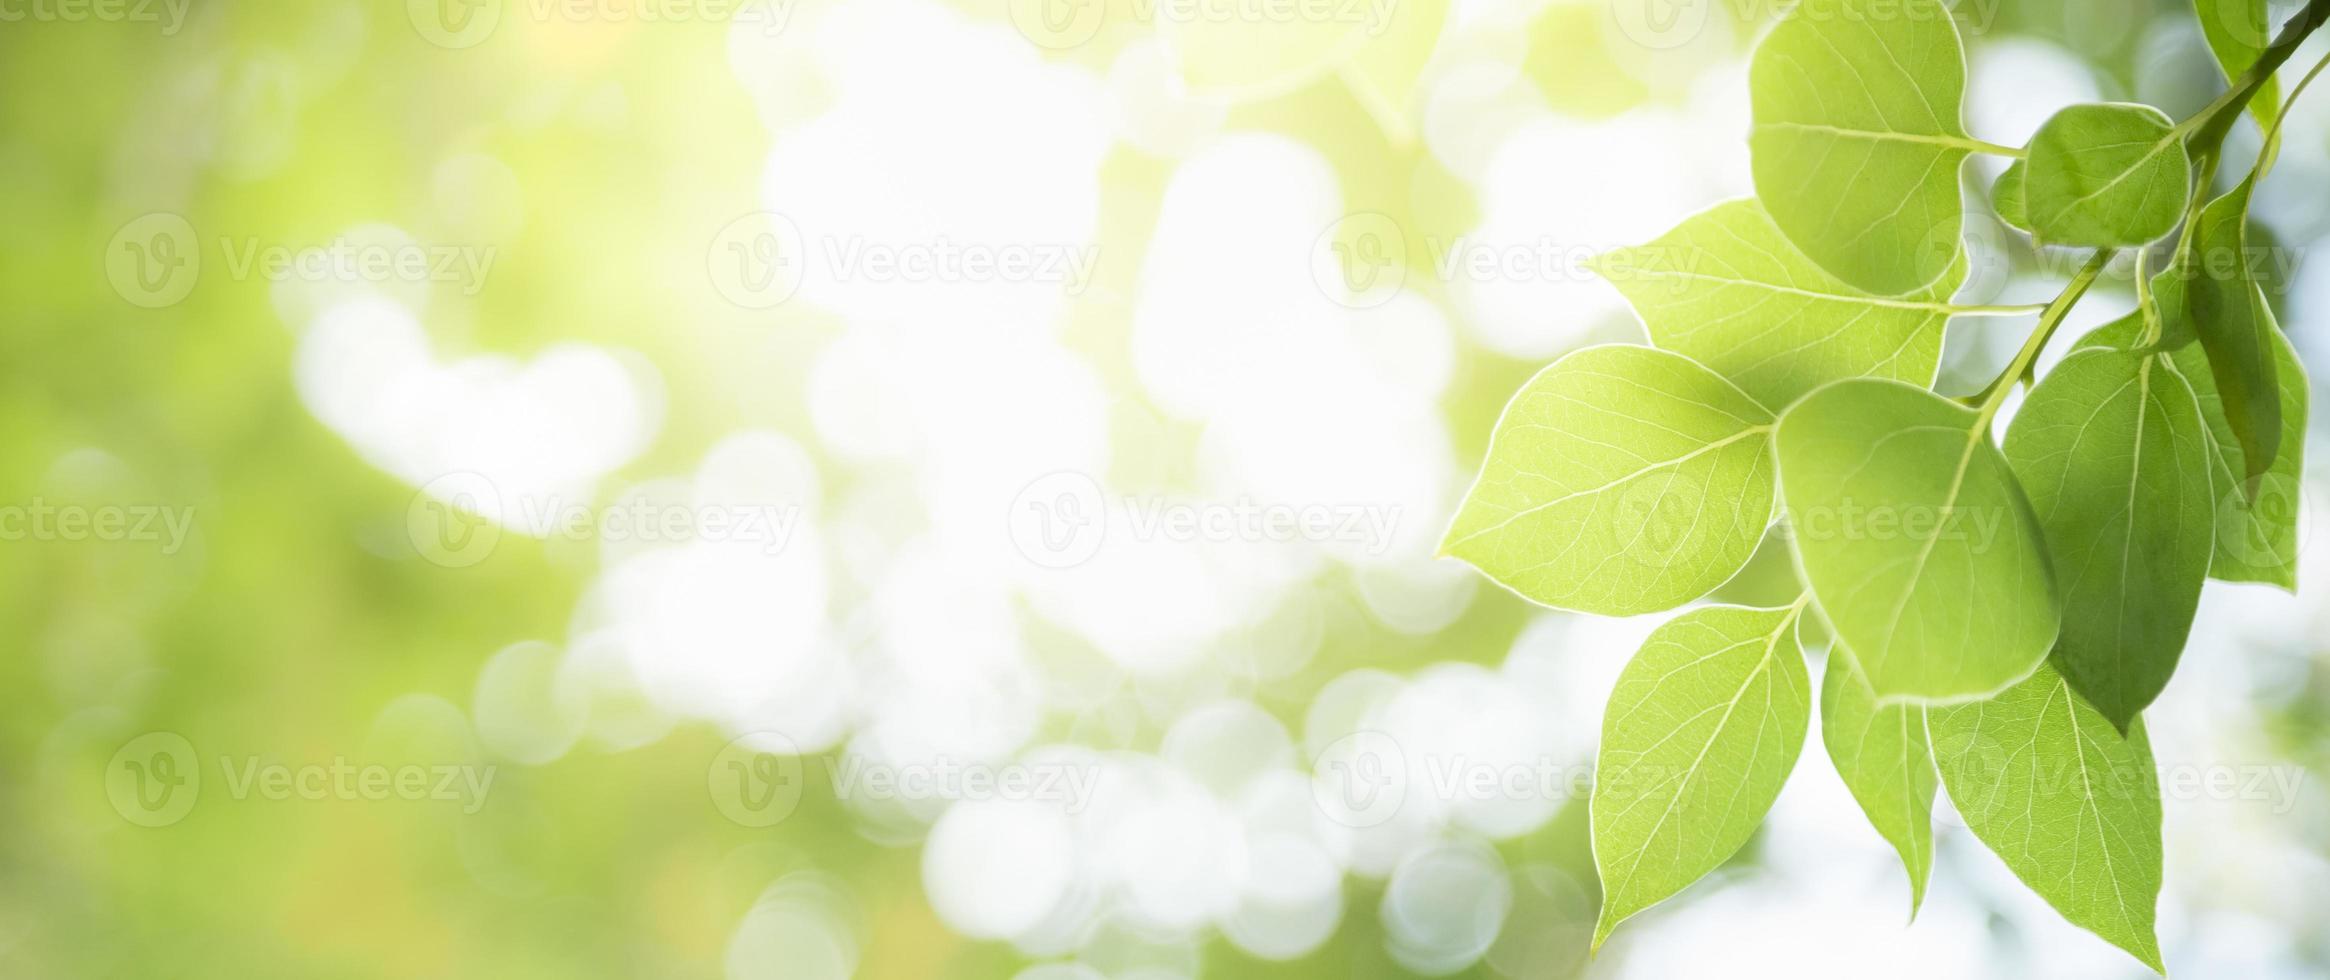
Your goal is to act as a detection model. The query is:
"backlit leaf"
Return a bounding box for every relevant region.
[2004,348,2215,730]
[1592,199,1967,410]
[1775,379,2058,701]
[1820,641,1937,916]
[1443,345,1776,616]
[1749,0,1972,295]
[2082,311,2308,590]
[1929,661,2165,973]
[2182,175,2283,487]
[2194,0,2283,132]
[2024,103,2191,248]
[1592,603,1810,947]
[1993,159,2032,234]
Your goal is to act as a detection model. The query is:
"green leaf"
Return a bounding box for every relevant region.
[1929,661,2165,973]
[2024,103,2191,248]
[1749,0,1972,295]
[1592,603,1810,948]
[2143,259,2198,351]
[2003,348,2215,730]
[1819,642,1937,917]
[2082,311,2308,590]
[1774,379,2058,701]
[1443,345,1776,616]
[1992,159,2032,235]
[2182,175,2284,487]
[1591,199,1967,410]
[2194,0,2283,133]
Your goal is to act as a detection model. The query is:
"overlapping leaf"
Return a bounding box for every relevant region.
[1592,604,1809,947]
[1749,0,1972,295]
[1820,642,1937,915]
[1775,379,2058,701]
[2195,0,2283,132]
[1592,199,1966,410]
[1929,662,2165,973]
[1992,159,2032,234]
[2004,347,2215,730]
[2182,175,2284,486]
[1443,345,1775,616]
[2024,103,2191,247]
[2083,312,2308,589]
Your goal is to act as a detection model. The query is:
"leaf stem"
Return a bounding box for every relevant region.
[2165,152,2222,273]
[2175,84,2257,141]
[1973,250,2115,418]
[2135,249,2162,348]
[1947,303,2051,317]
[1967,138,2028,159]
[2183,0,2330,154]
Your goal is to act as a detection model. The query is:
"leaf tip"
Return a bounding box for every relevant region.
[1589,906,1623,956]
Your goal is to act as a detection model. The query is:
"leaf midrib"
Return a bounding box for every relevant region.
[1604,266,1958,313]
[1600,607,1801,928]
[1754,121,1984,153]
[1452,424,1773,544]
[2037,129,2183,227]
[1870,413,1988,680]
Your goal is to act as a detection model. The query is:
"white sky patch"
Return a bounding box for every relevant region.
[755,0,1112,334]
[293,295,658,535]
[1454,111,1718,359]
[1966,39,2102,185]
